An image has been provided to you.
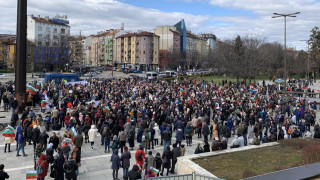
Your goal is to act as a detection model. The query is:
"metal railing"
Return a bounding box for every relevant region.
[147,172,218,180]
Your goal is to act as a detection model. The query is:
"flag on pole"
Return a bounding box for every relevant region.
[26,85,37,95]
[150,167,159,176]
[180,89,187,95]
[40,100,48,107]
[69,127,77,141]
[26,171,37,179]
[147,132,151,140]
[251,93,259,101]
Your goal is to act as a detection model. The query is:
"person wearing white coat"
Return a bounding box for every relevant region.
[88,125,98,150]
[153,123,160,146]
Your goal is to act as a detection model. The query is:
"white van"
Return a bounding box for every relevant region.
[165,71,177,77]
[146,71,158,80]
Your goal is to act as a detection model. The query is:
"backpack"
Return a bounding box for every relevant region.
[128,130,134,139]
[36,161,45,174]
[65,160,74,174]
[137,152,143,161]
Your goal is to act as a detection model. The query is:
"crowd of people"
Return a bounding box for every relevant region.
[0,77,319,180]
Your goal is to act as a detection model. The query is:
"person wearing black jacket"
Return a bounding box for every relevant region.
[221,123,231,142]
[148,127,155,150]
[49,132,60,150]
[0,164,9,180]
[202,122,210,142]
[58,109,66,127]
[170,144,180,174]
[11,110,19,127]
[291,127,300,138]
[31,125,40,149]
[51,148,65,180]
[160,146,172,176]
[39,129,49,149]
[203,140,210,152]
[128,165,142,180]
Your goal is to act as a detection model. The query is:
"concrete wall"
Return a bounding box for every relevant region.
[177,142,278,178]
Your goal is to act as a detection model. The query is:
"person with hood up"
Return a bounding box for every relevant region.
[36,153,49,180]
[153,123,160,147]
[16,130,28,157]
[14,126,21,150]
[143,151,156,175]
[112,135,120,152]
[128,165,142,180]
[111,149,121,180]
[88,125,98,150]
[120,146,131,180]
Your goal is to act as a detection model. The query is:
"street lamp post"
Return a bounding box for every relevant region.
[272,12,300,94]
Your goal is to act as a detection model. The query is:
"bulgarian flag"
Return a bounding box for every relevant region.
[2,128,15,137]
[40,100,48,107]
[26,171,37,179]
[26,85,37,95]
[69,127,77,141]
[64,138,73,145]
[147,132,151,140]
[315,89,320,93]
[180,89,187,95]
[103,106,110,113]
[251,93,259,101]
[287,84,292,92]
[150,167,159,176]
[36,81,43,89]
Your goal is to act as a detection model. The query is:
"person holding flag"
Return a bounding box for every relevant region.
[2,125,15,153]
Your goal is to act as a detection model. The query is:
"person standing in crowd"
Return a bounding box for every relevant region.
[153,123,160,147]
[160,146,172,176]
[127,126,135,150]
[64,156,78,180]
[120,146,131,180]
[51,148,65,180]
[128,165,142,180]
[33,143,45,170]
[71,146,81,177]
[112,135,120,153]
[88,125,98,150]
[154,152,162,176]
[185,122,193,146]
[162,127,171,151]
[49,132,59,150]
[144,151,155,175]
[135,145,146,168]
[111,149,121,180]
[0,164,9,179]
[73,130,83,156]
[31,125,40,149]
[171,144,180,174]
[39,129,49,149]
[118,128,127,153]
[36,154,49,180]
[16,130,28,157]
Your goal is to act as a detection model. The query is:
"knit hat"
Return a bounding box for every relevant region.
[124,146,128,151]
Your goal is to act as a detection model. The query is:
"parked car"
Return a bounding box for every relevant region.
[84,72,96,77]
[0,73,6,77]
[134,69,142,73]
[128,75,141,80]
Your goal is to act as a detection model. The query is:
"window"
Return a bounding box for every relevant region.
[46,27,50,32]
[143,51,145,54]
[144,44,146,49]
[38,26,42,31]
[38,41,42,46]
[61,29,65,34]
[68,30,70,35]
[46,42,49,46]
[53,35,58,39]
[38,34,42,38]
[53,28,57,33]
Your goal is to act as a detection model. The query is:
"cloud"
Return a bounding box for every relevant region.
[0,0,318,50]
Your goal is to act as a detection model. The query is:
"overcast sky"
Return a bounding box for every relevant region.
[1,0,320,50]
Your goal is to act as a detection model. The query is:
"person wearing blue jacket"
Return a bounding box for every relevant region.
[111,149,121,180]
[14,126,21,150]
[137,128,144,145]
[16,130,28,157]
[160,122,166,146]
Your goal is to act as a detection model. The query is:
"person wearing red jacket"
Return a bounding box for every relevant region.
[37,153,48,180]
[135,145,145,167]
[64,113,71,127]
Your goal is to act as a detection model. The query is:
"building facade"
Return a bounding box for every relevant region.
[115,31,159,70]
[27,14,70,72]
[68,36,83,66]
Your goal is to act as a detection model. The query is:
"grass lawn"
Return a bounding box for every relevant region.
[181,75,271,85]
[193,139,320,180]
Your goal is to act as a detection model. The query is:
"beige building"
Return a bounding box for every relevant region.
[154,25,180,52]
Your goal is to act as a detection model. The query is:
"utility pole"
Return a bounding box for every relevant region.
[272,12,300,94]
[15,0,27,113]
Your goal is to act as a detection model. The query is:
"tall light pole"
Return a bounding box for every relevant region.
[272,12,300,94]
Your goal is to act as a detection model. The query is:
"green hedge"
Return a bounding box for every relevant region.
[0,69,13,73]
